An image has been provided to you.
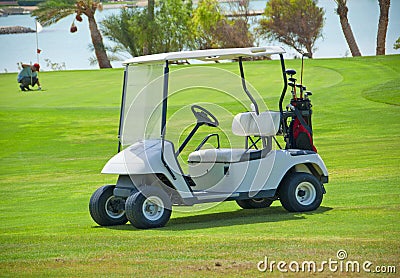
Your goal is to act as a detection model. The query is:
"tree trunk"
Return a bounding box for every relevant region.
[88,15,112,68]
[376,0,390,55]
[335,1,361,57]
[143,0,155,55]
[148,0,154,21]
[305,44,313,58]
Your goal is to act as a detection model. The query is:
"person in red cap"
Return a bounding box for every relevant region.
[17,63,41,91]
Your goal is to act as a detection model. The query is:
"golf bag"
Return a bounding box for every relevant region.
[287,99,317,152]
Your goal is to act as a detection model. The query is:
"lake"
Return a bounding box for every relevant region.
[0,0,399,72]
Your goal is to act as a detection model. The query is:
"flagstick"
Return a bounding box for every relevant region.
[35,19,40,90]
[35,19,39,64]
[30,61,33,88]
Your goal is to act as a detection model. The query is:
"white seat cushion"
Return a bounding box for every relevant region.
[232,111,280,136]
[188,148,263,163]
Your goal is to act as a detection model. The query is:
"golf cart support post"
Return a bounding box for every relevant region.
[90,46,329,229]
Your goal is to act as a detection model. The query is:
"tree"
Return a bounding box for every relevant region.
[101,9,142,58]
[155,0,194,53]
[32,0,111,68]
[192,0,224,49]
[218,0,254,48]
[376,0,390,55]
[394,37,400,50]
[215,19,254,48]
[192,0,254,49]
[101,0,194,57]
[334,0,361,57]
[143,0,155,55]
[257,0,324,58]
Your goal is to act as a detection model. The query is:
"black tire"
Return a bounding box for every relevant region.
[236,198,273,209]
[279,172,323,212]
[89,185,128,226]
[125,186,172,229]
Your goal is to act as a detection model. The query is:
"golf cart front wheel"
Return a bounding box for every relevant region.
[125,186,172,229]
[236,198,273,209]
[279,172,323,212]
[89,185,128,226]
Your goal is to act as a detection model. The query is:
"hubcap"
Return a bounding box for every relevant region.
[295,182,316,206]
[142,196,164,221]
[105,196,125,219]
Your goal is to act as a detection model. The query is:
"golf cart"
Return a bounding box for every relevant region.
[89,46,329,229]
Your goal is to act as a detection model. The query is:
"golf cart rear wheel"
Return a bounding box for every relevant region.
[279,172,323,212]
[125,186,172,229]
[89,185,128,226]
[236,198,273,209]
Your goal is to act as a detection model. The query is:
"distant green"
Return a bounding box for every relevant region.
[0,55,399,277]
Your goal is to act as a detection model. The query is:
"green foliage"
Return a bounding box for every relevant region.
[192,0,254,49]
[215,18,254,48]
[155,0,194,53]
[32,0,76,26]
[101,0,194,56]
[192,0,224,49]
[102,0,254,55]
[32,0,104,26]
[394,37,400,50]
[101,8,142,57]
[258,0,324,57]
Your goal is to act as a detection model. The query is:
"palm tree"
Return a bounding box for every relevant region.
[32,0,112,68]
[376,0,390,55]
[334,0,361,57]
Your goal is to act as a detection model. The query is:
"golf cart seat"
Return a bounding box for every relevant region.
[188,111,280,163]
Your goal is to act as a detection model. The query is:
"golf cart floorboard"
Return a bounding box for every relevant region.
[191,189,276,202]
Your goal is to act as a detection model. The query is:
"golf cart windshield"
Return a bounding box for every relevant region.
[120,64,164,145]
[119,47,286,147]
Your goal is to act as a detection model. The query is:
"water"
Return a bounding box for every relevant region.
[0,0,399,73]
[0,9,121,72]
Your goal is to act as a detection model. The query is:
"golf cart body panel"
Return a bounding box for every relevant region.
[102,139,193,199]
[187,149,327,194]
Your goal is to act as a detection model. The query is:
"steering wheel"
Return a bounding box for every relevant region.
[191,105,219,127]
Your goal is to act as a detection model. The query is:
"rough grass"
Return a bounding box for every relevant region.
[0,55,399,277]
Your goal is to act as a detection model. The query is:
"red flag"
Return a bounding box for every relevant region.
[37,49,41,54]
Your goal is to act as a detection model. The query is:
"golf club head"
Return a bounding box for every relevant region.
[285,69,296,76]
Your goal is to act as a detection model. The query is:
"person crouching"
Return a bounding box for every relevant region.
[17,63,41,91]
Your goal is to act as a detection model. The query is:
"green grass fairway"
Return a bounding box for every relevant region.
[1,55,399,277]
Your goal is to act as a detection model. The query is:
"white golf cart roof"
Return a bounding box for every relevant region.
[123,46,285,65]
